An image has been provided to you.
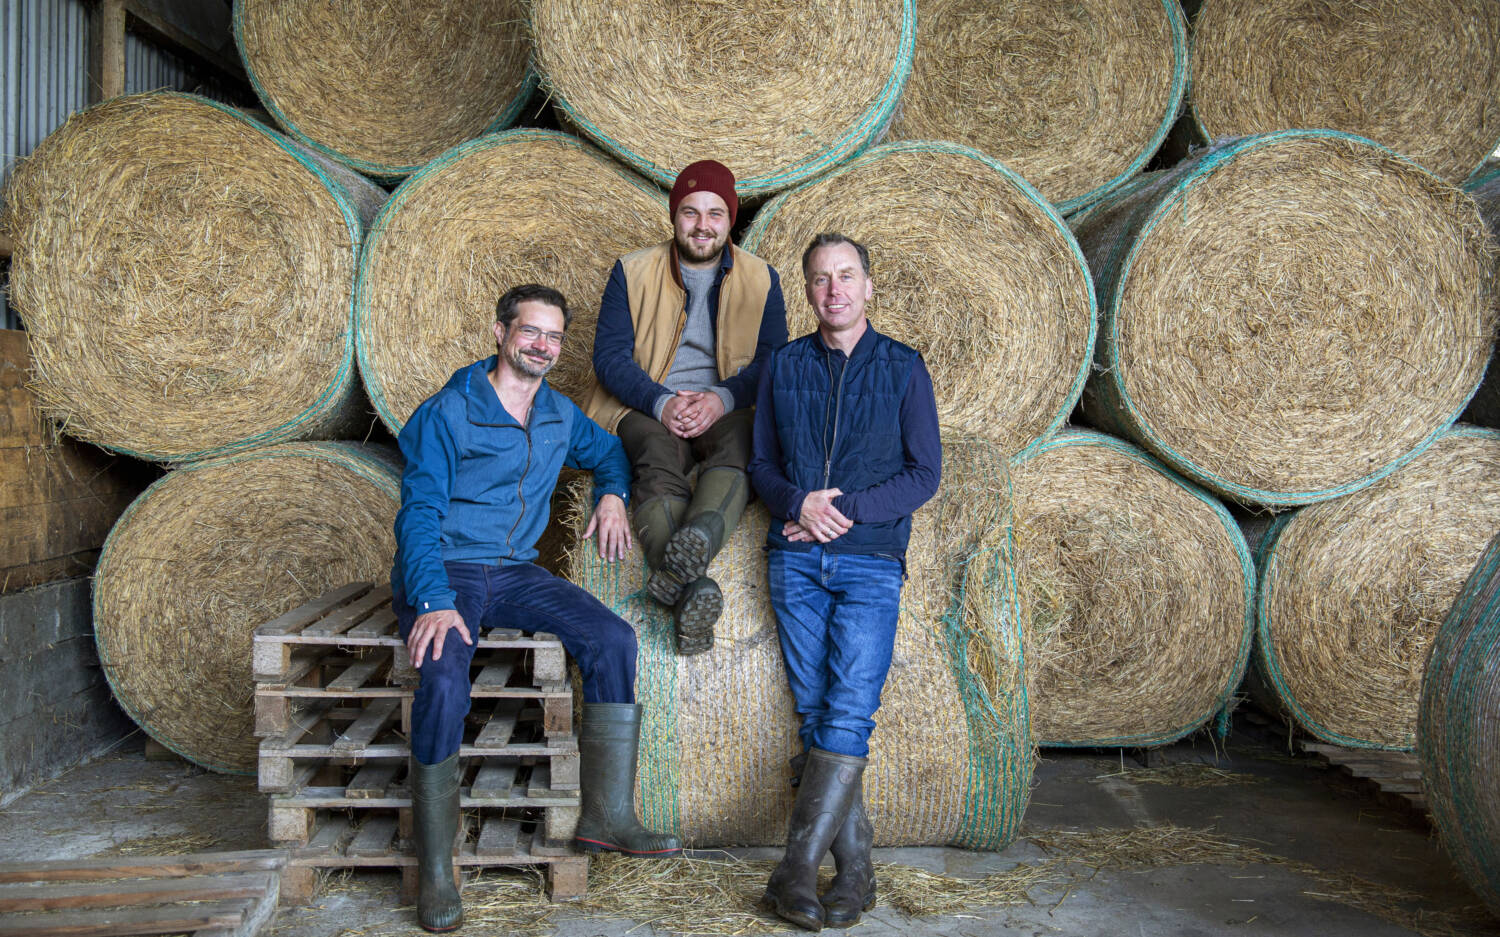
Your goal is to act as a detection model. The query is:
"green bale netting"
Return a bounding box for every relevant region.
[234,0,537,181]
[1073,130,1497,507]
[1419,527,1500,919]
[1256,427,1500,751]
[567,435,1031,848]
[94,442,402,774]
[1011,428,1253,748]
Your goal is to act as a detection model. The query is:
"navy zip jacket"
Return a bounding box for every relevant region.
[392,357,631,615]
[748,324,941,562]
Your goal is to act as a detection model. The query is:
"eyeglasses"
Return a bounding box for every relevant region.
[514,324,566,347]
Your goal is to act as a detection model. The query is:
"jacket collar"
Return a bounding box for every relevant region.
[461,356,563,428]
[668,238,736,290]
[813,319,878,360]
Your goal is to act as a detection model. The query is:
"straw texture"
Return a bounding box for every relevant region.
[529,0,914,197]
[1460,161,1500,429]
[1191,0,1500,183]
[567,435,1031,848]
[743,142,1095,459]
[1074,130,1498,507]
[1419,529,1500,918]
[1257,427,1500,751]
[93,442,401,773]
[354,130,666,431]
[234,0,536,179]
[1011,428,1253,747]
[888,0,1186,214]
[0,92,378,464]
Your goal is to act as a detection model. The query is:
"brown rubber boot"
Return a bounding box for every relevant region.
[820,777,876,927]
[759,748,866,932]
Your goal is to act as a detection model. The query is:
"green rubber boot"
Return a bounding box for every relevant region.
[410,753,463,932]
[638,496,690,606]
[656,467,748,653]
[760,749,866,932]
[821,777,876,927]
[573,703,683,856]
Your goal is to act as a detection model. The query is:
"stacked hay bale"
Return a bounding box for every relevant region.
[1073,130,1497,507]
[1191,0,1500,182]
[0,92,382,463]
[529,0,914,197]
[1257,427,1500,750]
[1011,429,1253,747]
[93,443,401,773]
[568,436,1030,848]
[1419,530,1500,918]
[355,130,666,430]
[234,0,535,179]
[888,0,1187,213]
[743,142,1095,459]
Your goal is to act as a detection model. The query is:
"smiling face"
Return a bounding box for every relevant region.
[672,190,731,269]
[804,241,873,343]
[493,299,565,380]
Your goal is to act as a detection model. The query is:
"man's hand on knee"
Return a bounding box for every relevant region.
[797,488,852,543]
[585,493,634,561]
[408,609,472,668]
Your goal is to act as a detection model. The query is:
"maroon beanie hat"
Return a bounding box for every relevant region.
[669,160,738,227]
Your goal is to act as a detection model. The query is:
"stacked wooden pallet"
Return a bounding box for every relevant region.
[1297,740,1429,820]
[251,583,587,903]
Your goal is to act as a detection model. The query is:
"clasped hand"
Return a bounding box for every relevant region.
[785,488,852,543]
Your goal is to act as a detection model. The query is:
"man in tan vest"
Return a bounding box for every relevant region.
[585,159,787,654]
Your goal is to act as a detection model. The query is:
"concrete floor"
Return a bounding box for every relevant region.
[2,723,1496,937]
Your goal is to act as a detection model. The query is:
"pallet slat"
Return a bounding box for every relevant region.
[258,583,371,637]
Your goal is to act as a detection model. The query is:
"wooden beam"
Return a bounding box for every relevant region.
[0,230,12,259]
[124,0,249,89]
[88,0,127,105]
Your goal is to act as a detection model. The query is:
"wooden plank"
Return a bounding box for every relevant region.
[530,633,566,685]
[257,584,371,638]
[268,803,315,844]
[475,817,521,857]
[549,749,580,792]
[473,658,516,692]
[333,698,401,752]
[0,231,12,259]
[253,695,291,737]
[88,0,126,104]
[303,586,392,638]
[0,871,273,912]
[547,857,589,900]
[470,759,519,800]
[347,816,400,858]
[346,608,398,639]
[326,655,385,693]
[263,701,335,752]
[122,0,248,86]
[474,699,522,748]
[0,552,100,595]
[0,852,285,884]
[250,641,292,685]
[541,692,572,737]
[0,900,255,937]
[346,762,400,799]
[304,816,354,855]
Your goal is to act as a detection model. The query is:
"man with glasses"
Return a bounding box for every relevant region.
[584,159,787,655]
[392,284,681,933]
[749,234,941,932]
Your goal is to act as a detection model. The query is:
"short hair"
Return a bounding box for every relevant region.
[495,283,572,329]
[801,232,871,278]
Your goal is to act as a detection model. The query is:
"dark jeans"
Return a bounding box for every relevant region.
[616,408,754,506]
[394,561,637,764]
[767,545,905,758]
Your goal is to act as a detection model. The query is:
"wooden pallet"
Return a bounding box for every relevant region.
[253,583,587,903]
[0,851,285,937]
[1297,740,1429,819]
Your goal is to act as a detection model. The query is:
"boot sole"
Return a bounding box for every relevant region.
[656,525,712,597]
[759,891,824,932]
[418,918,463,934]
[574,836,683,857]
[821,892,877,928]
[675,584,721,655]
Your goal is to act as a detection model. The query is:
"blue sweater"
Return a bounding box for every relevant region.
[748,325,941,561]
[392,357,631,613]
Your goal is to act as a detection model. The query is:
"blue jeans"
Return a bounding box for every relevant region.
[767,546,904,758]
[394,561,637,764]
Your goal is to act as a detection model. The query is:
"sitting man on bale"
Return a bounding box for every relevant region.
[584,158,787,654]
[391,283,681,933]
[748,233,942,931]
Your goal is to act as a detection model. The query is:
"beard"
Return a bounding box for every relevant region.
[506,345,555,379]
[675,227,726,264]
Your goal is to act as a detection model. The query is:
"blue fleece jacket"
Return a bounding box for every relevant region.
[392,357,631,614]
[748,324,941,562]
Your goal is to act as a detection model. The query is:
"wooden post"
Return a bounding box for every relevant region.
[88,0,126,105]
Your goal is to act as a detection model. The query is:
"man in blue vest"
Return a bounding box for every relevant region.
[392,284,681,932]
[748,234,942,931]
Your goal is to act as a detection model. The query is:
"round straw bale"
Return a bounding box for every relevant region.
[1418,529,1500,918]
[1256,427,1500,751]
[1011,428,1253,747]
[0,92,380,463]
[566,435,1030,848]
[1073,130,1498,507]
[743,142,1095,458]
[93,442,401,773]
[354,130,666,431]
[888,0,1186,213]
[1190,0,1500,183]
[528,0,914,198]
[234,0,535,179]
